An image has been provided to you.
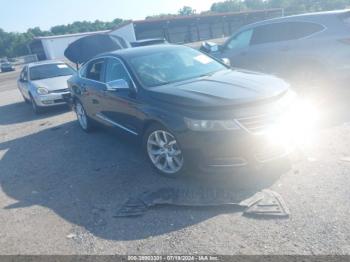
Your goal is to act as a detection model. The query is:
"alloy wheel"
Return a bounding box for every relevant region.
[147,130,184,174]
[75,102,88,130]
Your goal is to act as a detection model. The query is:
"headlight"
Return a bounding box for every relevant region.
[184,117,240,131]
[36,87,49,95]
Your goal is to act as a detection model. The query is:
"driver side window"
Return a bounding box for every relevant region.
[226,29,253,50]
[105,58,132,85]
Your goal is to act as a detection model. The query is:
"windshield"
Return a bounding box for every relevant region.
[29,63,75,81]
[129,47,227,87]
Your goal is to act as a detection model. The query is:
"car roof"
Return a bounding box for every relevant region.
[239,9,350,30]
[97,44,192,59]
[27,60,66,68]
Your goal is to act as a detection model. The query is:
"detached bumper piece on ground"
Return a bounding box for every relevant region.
[114,188,290,218]
[243,189,290,218]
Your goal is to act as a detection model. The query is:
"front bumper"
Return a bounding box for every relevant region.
[34,92,71,107]
[177,130,292,172]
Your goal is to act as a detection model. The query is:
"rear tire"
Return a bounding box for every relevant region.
[74,100,94,132]
[143,123,186,178]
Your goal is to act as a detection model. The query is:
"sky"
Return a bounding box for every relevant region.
[0,0,220,32]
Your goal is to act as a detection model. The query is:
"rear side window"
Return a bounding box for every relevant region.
[251,21,324,45]
[85,59,105,82]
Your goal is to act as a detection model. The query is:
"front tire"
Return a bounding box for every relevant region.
[30,94,43,114]
[22,94,30,104]
[74,100,93,132]
[143,123,185,177]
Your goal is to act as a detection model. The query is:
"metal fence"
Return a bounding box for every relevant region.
[134,9,284,44]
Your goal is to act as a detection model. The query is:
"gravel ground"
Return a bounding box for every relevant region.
[0,70,350,255]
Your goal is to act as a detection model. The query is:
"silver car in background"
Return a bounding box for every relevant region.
[202,10,350,88]
[17,61,75,114]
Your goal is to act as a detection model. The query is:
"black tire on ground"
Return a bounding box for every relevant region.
[22,94,30,104]
[74,99,94,133]
[143,123,186,178]
[30,94,43,114]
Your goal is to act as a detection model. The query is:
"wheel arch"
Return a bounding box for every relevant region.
[142,119,165,137]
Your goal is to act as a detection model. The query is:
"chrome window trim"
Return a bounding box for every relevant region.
[96,113,138,136]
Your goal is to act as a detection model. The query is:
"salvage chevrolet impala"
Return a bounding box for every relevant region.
[68,45,299,177]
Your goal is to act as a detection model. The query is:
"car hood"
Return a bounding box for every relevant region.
[148,69,290,108]
[31,75,72,91]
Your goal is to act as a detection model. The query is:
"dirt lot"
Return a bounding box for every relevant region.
[1,69,350,255]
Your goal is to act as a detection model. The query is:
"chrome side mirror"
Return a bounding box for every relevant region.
[221,58,231,67]
[106,79,130,91]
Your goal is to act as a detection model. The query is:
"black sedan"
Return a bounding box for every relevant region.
[68,45,300,177]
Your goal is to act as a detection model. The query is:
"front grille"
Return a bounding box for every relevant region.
[236,114,277,134]
[50,88,69,93]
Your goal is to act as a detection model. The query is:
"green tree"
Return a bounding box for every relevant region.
[211,0,247,13]
[265,0,350,14]
[209,0,350,14]
[145,13,177,20]
[178,6,196,16]
[245,0,265,9]
[0,18,125,58]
